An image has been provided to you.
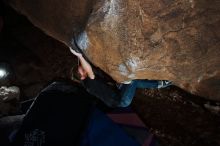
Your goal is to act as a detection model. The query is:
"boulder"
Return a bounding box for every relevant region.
[7,0,94,45]
[7,0,220,101]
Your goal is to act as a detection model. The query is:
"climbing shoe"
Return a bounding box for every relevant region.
[157,80,172,88]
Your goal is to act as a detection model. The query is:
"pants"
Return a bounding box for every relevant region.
[118,80,158,107]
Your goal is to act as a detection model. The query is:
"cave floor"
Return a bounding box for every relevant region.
[1,5,220,146]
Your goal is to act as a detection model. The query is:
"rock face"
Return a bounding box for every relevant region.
[7,0,220,101]
[7,0,94,45]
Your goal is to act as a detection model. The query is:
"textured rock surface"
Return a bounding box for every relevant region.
[7,0,220,100]
[7,0,94,46]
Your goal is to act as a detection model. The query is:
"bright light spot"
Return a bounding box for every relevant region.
[0,68,6,78]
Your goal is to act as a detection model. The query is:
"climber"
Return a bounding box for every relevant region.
[70,48,172,107]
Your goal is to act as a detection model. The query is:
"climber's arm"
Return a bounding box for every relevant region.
[70,49,95,79]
